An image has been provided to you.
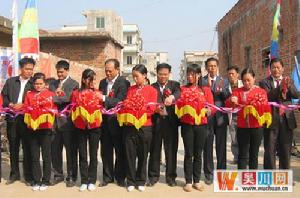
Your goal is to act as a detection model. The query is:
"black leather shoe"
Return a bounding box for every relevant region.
[204,178,213,185]
[6,179,17,185]
[66,180,75,187]
[98,181,111,187]
[53,177,64,185]
[6,176,20,185]
[167,180,177,187]
[146,181,157,187]
[117,180,126,187]
[25,180,34,186]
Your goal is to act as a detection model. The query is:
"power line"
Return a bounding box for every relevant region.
[209,27,217,51]
[144,28,215,44]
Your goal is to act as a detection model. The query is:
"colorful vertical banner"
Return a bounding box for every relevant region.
[292,56,300,104]
[19,0,39,59]
[270,0,282,59]
[12,0,19,76]
[267,0,282,76]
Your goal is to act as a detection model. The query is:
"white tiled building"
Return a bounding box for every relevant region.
[179,51,218,85]
[122,24,143,82]
[142,52,169,84]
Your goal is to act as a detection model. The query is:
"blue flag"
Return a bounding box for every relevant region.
[291,57,300,104]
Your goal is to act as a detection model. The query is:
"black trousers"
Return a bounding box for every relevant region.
[181,124,208,184]
[100,116,126,183]
[203,123,227,180]
[77,128,101,185]
[148,116,178,183]
[124,126,152,186]
[263,118,293,169]
[29,129,52,185]
[51,128,78,181]
[237,128,263,169]
[6,116,33,181]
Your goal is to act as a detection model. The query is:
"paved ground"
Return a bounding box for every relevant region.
[1,129,300,198]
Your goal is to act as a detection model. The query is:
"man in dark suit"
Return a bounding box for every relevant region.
[49,60,79,187]
[259,58,300,169]
[1,57,35,185]
[147,63,180,187]
[99,59,129,187]
[201,57,230,185]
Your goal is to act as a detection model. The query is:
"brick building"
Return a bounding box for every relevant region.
[217,0,300,81]
[40,31,122,73]
[218,0,300,126]
[0,16,12,47]
[0,9,124,82]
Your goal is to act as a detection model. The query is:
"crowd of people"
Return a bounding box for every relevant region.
[0,56,299,192]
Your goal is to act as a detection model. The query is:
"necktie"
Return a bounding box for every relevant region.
[211,80,215,88]
[275,80,280,88]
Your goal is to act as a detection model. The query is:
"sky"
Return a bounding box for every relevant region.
[0,0,238,80]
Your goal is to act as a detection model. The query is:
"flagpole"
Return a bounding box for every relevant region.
[12,0,19,77]
[294,56,300,77]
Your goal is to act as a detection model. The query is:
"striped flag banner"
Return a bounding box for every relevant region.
[292,56,300,104]
[270,0,282,59]
[19,0,39,59]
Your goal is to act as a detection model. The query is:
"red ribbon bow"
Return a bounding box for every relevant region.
[163,88,172,98]
[108,90,114,98]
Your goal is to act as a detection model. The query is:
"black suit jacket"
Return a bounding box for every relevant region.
[200,75,231,126]
[1,76,33,122]
[99,75,130,110]
[151,80,181,127]
[259,76,300,130]
[49,77,79,130]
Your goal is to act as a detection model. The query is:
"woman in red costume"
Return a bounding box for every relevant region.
[226,68,271,169]
[23,72,57,191]
[70,69,103,192]
[117,64,158,192]
[175,64,214,192]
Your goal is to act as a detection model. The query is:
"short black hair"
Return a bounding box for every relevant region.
[187,64,201,74]
[241,68,255,79]
[56,60,70,70]
[19,57,36,68]
[33,72,46,83]
[105,59,120,69]
[132,64,148,75]
[205,57,219,67]
[156,63,171,72]
[227,65,240,73]
[270,58,284,67]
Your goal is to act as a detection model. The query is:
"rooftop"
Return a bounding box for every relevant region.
[40,30,123,48]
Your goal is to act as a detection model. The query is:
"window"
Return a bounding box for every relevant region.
[279,28,283,42]
[244,46,252,68]
[96,17,105,29]
[127,56,132,65]
[127,36,132,44]
[262,47,270,68]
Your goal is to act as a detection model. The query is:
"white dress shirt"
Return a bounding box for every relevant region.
[103,75,119,101]
[17,76,30,103]
[272,76,283,88]
[59,76,70,88]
